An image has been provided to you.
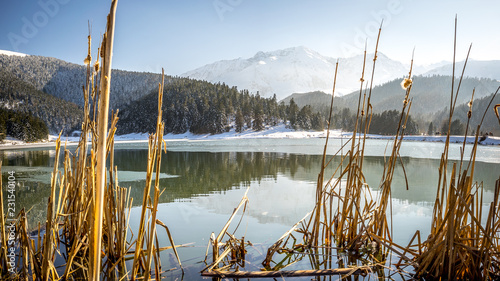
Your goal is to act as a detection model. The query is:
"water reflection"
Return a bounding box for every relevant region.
[1,147,498,230]
[1,143,498,280]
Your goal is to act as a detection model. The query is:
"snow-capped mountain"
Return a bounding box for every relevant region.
[182,46,410,99]
[0,50,27,57]
[423,59,500,81]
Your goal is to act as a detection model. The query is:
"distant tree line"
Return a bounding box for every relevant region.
[117,77,425,136]
[0,108,48,142]
[118,78,327,135]
[314,107,420,135]
[368,110,419,135]
[427,93,500,136]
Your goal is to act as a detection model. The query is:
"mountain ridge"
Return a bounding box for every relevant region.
[182,46,500,101]
[182,46,411,99]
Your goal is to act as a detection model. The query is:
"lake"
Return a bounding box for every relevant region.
[1,138,499,280]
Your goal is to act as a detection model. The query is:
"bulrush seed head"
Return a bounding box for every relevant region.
[400,77,412,90]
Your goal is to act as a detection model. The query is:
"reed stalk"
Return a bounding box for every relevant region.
[202,188,249,274]
[90,1,117,280]
[495,104,500,126]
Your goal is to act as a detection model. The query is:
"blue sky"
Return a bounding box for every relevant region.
[1,0,499,75]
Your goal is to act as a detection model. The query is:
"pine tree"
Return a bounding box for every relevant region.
[441,119,465,136]
[311,112,324,131]
[288,98,299,129]
[427,122,434,136]
[253,103,264,131]
[297,105,313,130]
[235,110,244,133]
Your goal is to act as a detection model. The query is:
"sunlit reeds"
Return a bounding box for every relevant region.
[90,0,118,278]
[409,18,500,280]
[0,1,181,280]
[202,187,249,276]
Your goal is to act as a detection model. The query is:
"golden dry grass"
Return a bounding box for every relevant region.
[0,1,181,280]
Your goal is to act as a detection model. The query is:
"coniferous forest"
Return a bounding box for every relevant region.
[117,78,326,135]
[0,107,49,142]
[0,68,83,137]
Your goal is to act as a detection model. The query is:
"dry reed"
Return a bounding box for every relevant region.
[202,187,250,275]
[90,0,118,279]
[408,18,500,280]
[0,1,182,280]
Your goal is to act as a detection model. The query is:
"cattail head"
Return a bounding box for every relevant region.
[84,54,91,65]
[401,77,412,90]
[467,99,473,119]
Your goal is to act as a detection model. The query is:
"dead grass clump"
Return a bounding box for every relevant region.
[406,18,500,280]
[0,1,181,280]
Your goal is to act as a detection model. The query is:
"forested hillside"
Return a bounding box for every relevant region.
[281,91,345,112]
[431,93,500,136]
[0,108,48,142]
[0,69,83,134]
[338,75,500,117]
[282,75,500,135]
[0,54,172,109]
[117,78,326,135]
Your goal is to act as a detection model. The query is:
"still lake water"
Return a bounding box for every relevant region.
[1,138,500,280]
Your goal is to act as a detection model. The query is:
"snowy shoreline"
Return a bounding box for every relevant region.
[1,124,499,150]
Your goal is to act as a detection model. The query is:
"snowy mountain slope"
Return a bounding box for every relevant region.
[0,50,27,57]
[423,59,500,80]
[182,46,410,99]
[0,51,171,109]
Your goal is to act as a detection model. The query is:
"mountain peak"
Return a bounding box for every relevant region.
[182,47,417,100]
[249,46,320,60]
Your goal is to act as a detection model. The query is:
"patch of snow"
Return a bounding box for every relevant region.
[358,134,500,146]
[0,50,28,57]
[117,171,179,182]
[1,126,499,150]
[0,101,23,110]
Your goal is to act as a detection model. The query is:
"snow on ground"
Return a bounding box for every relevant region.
[115,124,343,141]
[361,134,500,146]
[1,124,499,150]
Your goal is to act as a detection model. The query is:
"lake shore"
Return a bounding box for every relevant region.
[1,124,499,150]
